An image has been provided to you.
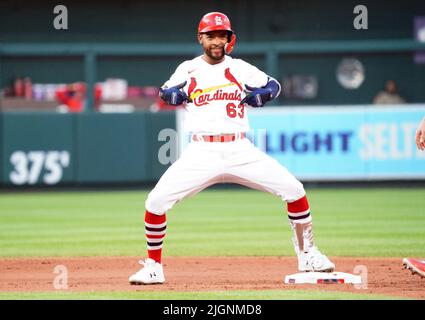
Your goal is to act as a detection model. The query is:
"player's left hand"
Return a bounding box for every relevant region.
[240,85,273,108]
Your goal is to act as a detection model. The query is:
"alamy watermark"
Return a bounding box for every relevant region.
[353,5,368,30]
[158,128,179,165]
[353,265,368,289]
[53,5,68,30]
[53,264,69,289]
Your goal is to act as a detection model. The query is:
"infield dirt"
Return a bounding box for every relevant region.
[1,256,424,299]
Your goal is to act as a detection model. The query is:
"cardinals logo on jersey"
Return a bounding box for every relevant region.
[188,68,243,107]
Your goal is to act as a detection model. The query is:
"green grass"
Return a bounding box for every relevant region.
[0,289,407,300]
[1,188,424,300]
[0,188,424,258]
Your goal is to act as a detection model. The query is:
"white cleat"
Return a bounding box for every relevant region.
[129,258,165,285]
[298,246,335,272]
[402,258,425,278]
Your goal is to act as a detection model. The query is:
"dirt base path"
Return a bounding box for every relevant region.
[1,256,424,299]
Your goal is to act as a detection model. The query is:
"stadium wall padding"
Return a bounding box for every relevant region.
[1,111,175,186]
[75,113,148,183]
[2,113,76,186]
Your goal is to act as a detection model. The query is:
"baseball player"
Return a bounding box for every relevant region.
[402,116,425,278]
[129,12,335,285]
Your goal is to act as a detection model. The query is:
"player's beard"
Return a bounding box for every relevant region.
[205,46,225,61]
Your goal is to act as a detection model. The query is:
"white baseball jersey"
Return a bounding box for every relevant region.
[163,55,269,135]
[146,55,305,216]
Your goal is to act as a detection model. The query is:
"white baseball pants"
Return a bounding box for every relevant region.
[145,138,305,214]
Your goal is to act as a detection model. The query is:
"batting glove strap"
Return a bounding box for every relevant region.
[241,87,273,108]
[159,81,188,106]
[241,78,281,108]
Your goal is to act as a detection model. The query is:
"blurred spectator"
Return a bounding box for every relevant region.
[14,77,24,97]
[13,76,33,100]
[23,77,32,100]
[373,80,406,105]
[55,82,102,113]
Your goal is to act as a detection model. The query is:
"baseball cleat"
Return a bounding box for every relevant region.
[403,258,425,278]
[129,258,165,285]
[298,246,335,272]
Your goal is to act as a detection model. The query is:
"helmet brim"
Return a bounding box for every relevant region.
[198,28,233,43]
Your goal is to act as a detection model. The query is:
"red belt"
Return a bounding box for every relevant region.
[192,132,245,143]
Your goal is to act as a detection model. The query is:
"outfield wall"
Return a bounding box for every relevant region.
[177,105,425,181]
[1,106,424,187]
[0,111,175,186]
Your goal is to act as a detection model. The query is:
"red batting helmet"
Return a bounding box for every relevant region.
[198,12,237,55]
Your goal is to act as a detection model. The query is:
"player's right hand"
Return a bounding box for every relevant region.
[159,81,190,106]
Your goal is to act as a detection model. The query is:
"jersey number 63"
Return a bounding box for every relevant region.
[226,103,244,118]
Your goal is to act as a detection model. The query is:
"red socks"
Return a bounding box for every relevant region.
[144,196,309,263]
[145,210,166,263]
[287,195,311,222]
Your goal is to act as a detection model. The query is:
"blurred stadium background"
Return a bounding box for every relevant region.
[2,1,425,301]
[0,0,424,188]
